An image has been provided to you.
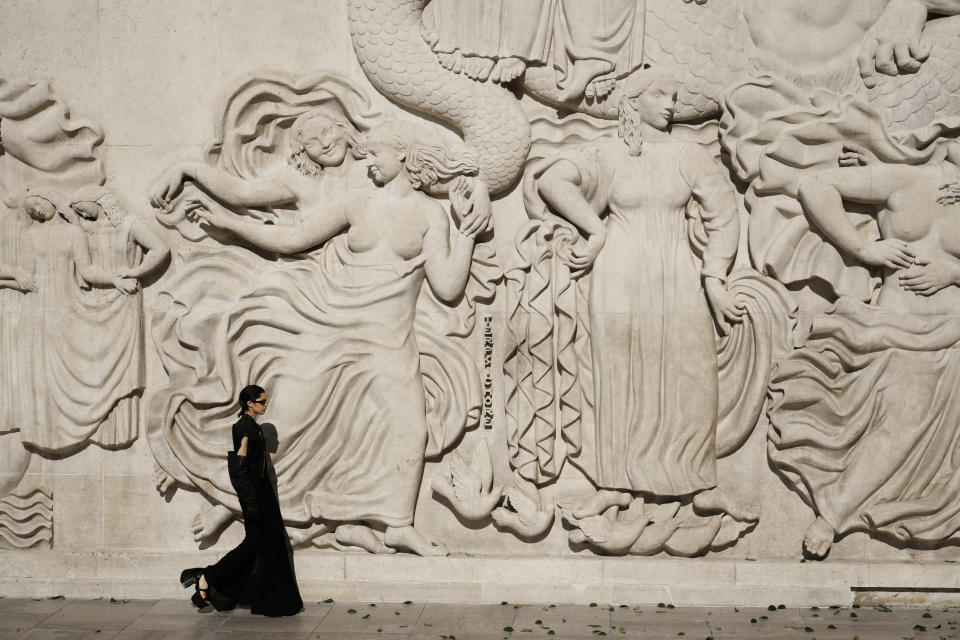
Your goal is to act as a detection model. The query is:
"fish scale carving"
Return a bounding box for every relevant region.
[347,0,531,195]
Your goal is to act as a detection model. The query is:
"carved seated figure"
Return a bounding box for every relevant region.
[768,141,960,559]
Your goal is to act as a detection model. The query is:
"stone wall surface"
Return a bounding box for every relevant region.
[2,0,960,605]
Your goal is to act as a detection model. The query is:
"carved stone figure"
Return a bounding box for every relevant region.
[501,68,764,556]
[16,187,140,454]
[64,185,169,448]
[424,0,645,101]
[529,68,744,502]
[150,117,492,556]
[348,0,960,206]
[769,142,960,559]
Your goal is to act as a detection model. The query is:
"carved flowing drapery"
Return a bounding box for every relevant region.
[149,236,488,526]
[769,298,960,544]
[17,222,143,454]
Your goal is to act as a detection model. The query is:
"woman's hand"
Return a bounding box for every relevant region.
[13,270,37,293]
[705,277,747,336]
[449,177,488,239]
[184,199,231,230]
[855,238,916,269]
[838,144,871,167]
[150,163,191,211]
[562,229,606,270]
[112,276,139,295]
[112,267,137,280]
[899,256,960,296]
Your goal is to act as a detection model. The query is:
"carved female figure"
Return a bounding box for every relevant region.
[768,142,960,558]
[67,186,170,449]
[529,69,750,518]
[16,187,139,453]
[182,120,486,555]
[150,110,368,222]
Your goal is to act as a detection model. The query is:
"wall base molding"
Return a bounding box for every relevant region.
[3,551,958,607]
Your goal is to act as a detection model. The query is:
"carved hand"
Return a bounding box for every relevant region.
[450,176,488,239]
[857,0,931,88]
[112,267,137,280]
[899,256,960,295]
[150,164,189,211]
[705,277,747,336]
[838,144,871,168]
[563,229,606,270]
[855,238,916,269]
[14,270,38,293]
[112,276,139,295]
[184,199,228,229]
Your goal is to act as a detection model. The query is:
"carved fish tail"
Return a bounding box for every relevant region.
[347,0,530,195]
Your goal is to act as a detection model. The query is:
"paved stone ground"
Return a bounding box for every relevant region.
[0,597,958,639]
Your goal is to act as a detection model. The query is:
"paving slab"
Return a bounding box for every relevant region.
[0,598,958,638]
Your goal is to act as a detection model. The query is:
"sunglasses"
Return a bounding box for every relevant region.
[252,399,268,406]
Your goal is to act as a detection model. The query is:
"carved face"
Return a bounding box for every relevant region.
[299,115,349,167]
[23,196,57,222]
[70,200,102,221]
[364,139,404,185]
[628,77,678,131]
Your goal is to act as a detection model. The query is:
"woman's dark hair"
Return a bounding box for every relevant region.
[238,385,266,417]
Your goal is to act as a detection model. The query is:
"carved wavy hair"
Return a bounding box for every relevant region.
[288,110,364,177]
[70,185,126,227]
[938,180,960,206]
[617,68,679,158]
[364,120,479,190]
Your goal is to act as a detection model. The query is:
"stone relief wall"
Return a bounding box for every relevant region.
[4,0,960,574]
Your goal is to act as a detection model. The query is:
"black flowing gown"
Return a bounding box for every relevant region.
[204,414,303,616]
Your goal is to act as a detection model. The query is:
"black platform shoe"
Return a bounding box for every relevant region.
[179,567,203,589]
[180,568,210,609]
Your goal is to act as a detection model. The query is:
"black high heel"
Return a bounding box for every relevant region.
[179,567,203,589]
[190,588,209,609]
[180,568,210,609]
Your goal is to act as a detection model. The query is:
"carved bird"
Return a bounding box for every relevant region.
[562,501,654,555]
[432,439,502,522]
[491,476,554,538]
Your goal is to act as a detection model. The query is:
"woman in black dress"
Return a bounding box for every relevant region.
[180,385,303,616]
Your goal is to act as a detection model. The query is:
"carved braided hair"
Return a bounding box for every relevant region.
[364,120,479,190]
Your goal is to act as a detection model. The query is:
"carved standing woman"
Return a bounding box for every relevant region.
[16,187,139,454]
[530,69,750,517]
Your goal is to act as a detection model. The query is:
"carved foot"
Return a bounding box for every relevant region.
[586,77,616,102]
[463,56,495,82]
[559,489,632,519]
[490,57,526,84]
[335,524,396,554]
[438,51,464,74]
[557,59,613,103]
[152,462,177,497]
[384,525,448,557]
[191,504,234,542]
[802,516,835,559]
[693,486,760,522]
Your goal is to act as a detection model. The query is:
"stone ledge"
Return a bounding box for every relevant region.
[4,551,960,606]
